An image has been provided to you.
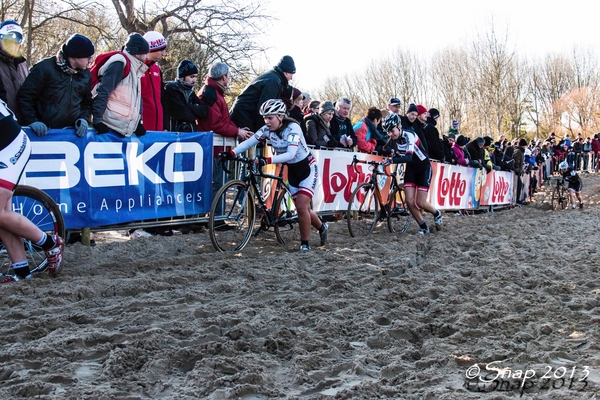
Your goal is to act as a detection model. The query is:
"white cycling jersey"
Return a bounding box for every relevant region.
[233,121,311,164]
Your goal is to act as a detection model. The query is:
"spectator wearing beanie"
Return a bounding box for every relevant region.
[17,33,95,137]
[140,31,167,131]
[0,20,29,122]
[164,59,207,133]
[197,61,253,214]
[304,100,338,148]
[91,33,149,137]
[424,107,445,161]
[230,55,296,132]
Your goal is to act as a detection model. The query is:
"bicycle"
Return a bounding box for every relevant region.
[208,156,299,252]
[346,156,411,237]
[0,185,66,278]
[548,177,571,210]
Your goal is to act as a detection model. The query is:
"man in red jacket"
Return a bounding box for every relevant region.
[197,62,252,212]
[141,31,167,131]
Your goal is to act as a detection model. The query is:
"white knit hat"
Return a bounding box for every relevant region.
[143,31,167,52]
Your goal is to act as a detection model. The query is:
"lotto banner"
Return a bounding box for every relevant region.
[23,128,213,229]
[311,150,401,212]
[478,170,513,206]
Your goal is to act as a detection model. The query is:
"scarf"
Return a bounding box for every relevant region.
[364,117,384,141]
[318,114,330,129]
[56,51,79,75]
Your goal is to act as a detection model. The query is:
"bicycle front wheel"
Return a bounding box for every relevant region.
[273,185,299,246]
[209,180,255,252]
[387,186,411,233]
[347,182,379,237]
[0,185,65,275]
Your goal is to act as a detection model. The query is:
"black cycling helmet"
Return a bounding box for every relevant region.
[382,113,401,132]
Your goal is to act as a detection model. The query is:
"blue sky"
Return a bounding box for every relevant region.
[260,0,598,92]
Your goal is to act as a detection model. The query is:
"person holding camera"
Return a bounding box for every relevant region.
[163,60,208,132]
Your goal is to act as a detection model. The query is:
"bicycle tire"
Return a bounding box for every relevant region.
[0,185,65,275]
[273,184,299,246]
[551,186,561,210]
[209,180,255,252]
[387,186,411,233]
[559,185,570,209]
[347,182,379,237]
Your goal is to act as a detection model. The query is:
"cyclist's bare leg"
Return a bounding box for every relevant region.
[0,188,45,260]
[416,190,437,214]
[404,186,423,224]
[294,193,320,241]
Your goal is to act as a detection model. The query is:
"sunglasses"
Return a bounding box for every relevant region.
[0,32,23,44]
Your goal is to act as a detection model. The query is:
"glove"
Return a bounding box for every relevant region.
[93,122,110,134]
[75,118,89,137]
[256,156,269,167]
[29,121,48,136]
[218,150,235,160]
[135,122,146,137]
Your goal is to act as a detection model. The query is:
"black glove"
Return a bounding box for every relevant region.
[135,122,146,137]
[256,156,269,167]
[218,150,235,159]
[93,122,110,134]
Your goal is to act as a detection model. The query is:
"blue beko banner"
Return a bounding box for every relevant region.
[22,128,213,229]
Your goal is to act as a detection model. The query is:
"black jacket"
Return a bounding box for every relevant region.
[329,114,357,149]
[230,66,288,132]
[441,137,457,164]
[163,80,208,131]
[0,49,28,122]
[304,113,338,148]
[17,56,92,127]
[424,117,445,161]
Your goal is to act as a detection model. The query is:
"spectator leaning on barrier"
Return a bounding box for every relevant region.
[465,137,485,170]
[91,33,149,137]
[441,132,457,164]
[230,55,296,132]
[424,108,445,161]
[163,59,208,132]
[0,20,28,122]
[353,107,383,154]
[452,135,470,166]
[304,100,337,148]
[141,31,167,131]
[330,97,357,149]
[17,34,94,138]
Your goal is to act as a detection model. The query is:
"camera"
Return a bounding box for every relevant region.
[173,121,194,132]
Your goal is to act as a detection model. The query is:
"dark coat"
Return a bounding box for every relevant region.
[230,66,288,132]
[0,49,28,122]
[424,117,445,161]
[17,56,92,127]
[329,114,357,148]
[163,80,207,131]
[304,113,337,148]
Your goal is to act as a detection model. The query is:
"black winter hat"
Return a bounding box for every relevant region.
[178,59,198,78]
[277,55,296,74]
[456,135,470,146]
[484,136,493,146]
[62,34,95,59]
[125,33,150,55]
[518,138,528,147]
[428,108,440,119]
[406,103,418,114]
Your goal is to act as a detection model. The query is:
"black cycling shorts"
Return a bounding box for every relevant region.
[403,162,432,191]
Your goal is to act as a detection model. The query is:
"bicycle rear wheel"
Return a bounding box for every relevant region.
[347,182,379,237]
[209,180,255,252]
[0,185,65,275]
[387,186,411,233]
[273,185,299,246]
[551,186,565,210]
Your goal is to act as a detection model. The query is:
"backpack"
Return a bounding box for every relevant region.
[89,51,131,89]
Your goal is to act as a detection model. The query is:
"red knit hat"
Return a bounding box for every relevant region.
[416,105,428,115]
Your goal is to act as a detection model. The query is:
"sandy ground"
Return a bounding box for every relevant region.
[2,174,600,399]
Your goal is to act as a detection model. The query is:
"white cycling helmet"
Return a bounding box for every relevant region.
[259,99,288,116]
[559,161,568,170]
[382,113,401,132]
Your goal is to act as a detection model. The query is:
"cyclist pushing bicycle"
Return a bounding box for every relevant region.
[219,99,328,251]
[0,99,64,283]
[559,161,583,209]
[381,113,443,235]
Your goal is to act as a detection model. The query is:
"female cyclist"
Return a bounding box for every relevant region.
[220,99,328,251]
[381,113,443,234]
[559,161,583,209]
[0,99,63,283]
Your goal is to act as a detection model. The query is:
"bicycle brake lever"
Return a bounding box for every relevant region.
[221,158,232,175]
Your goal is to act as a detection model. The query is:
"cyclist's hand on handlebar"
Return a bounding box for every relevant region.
[219,150,235,160]
[255,156,269,167]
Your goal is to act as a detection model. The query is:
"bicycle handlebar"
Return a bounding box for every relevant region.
[351,155,393,176]
[221,156,283,181]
